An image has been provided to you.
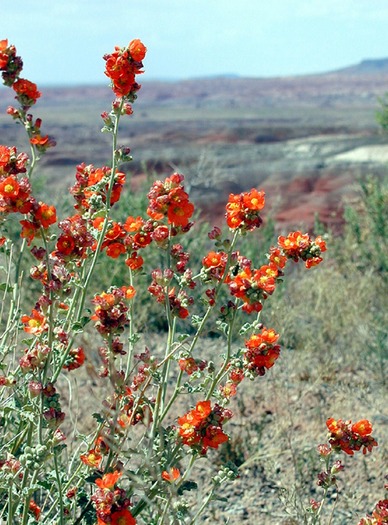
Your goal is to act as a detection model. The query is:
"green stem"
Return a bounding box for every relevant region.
[53,448,65,525]
[21,469,39,525]
[125,267,136,379]
[206,303,237,400]
[76,99,124,318]
[7,481,14,525]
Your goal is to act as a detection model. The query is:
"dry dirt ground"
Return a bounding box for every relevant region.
[59,332,387,525]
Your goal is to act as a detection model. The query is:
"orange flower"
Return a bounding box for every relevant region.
[305,257,323,269]
[110,509,136,525]
[202,251,224,268]
[0,175,19,198]
[129,39,147,61]
[0,39,9,69]
[96,470,122,489]
[20,219,39,245]
[0,145,11,168]
[29,499,41,520]
[56,234,76,256]
[314,235,327,252]
[167,199,194,227]
[30,134,50,146]
[242,188,265,210]
[80,449,102,468]
[326,418,344,437]
[179,357,199,375]
[225,189,265,231]
[202,425,228,450]
[63,347,85,371]
[161,467,180,482]
[124,215,144,232]
[352,419,373,437]
[278,231,310,253]
[121,285,136,300]
[193,400,212,420]
[21,309,47,335]
[268,247,288,269]
[125,253,144,270]
[106,242,126,258]
[34,203,57,228]
[13,78,41,103]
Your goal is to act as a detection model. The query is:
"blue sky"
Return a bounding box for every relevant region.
[2,0,388,85]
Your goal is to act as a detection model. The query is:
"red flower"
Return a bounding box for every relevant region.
[13,78,41,104]
[129,39,147,61]
[80,448,102,468]
[34,202,57,228]
[96,470,122,489]
[63,347,85,371]
[326,418,378,455]
[106,242,126,258]
[21,309,47,335]
[0,175,19,198]
[225,189,265,231]
[351,419,373,437]
[56,234,76,256]
[0,39,10,69]
[29,499,41,520]
[125,253,144,270]
[161,467,180,482]
[110,509,136,525]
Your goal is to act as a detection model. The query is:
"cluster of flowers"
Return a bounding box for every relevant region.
[70,163,127,215]
[357,497,388,525]
[278,230,327,268]
[177,400,232,455]
[0,145,57,242]
[91,470,136,525]
[103,38,146,99]
[0,39,55,150]
[326,417,378,456]
[91,286,135,337]
[0,38,23,85]
[0,41,57,253]
[243,326,280,377]
[310,418,380,519]
[214,327,280,400]
[225,188,265,230]
[201,225,326,315]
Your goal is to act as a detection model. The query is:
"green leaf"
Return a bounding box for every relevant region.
[178,480,198,495]
[0,282,13,292]
[72,316,91,332]
[92,412,105,423]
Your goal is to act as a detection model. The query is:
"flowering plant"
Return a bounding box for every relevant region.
[0,37,379,524]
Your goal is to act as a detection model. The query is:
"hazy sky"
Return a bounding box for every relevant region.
[2,0,388,85]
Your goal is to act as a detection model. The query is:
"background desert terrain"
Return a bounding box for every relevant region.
[0,60,387,524]
[1,59,388,232]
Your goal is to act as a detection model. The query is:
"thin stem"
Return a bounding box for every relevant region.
[53,448,65,525]
[206,303,237,400]
[76,99,124,318]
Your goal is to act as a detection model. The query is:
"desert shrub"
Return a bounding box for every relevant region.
[0,37,385,525]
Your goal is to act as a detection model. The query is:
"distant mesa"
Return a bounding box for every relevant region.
[334,58,388,75]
